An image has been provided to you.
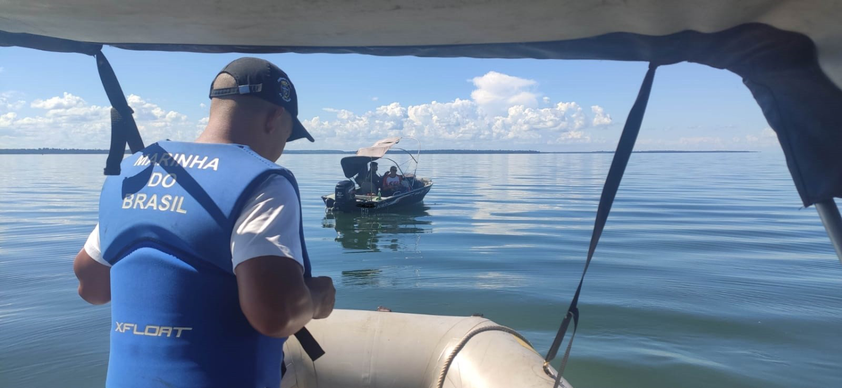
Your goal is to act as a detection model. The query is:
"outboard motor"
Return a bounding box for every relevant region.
[334,180,357,211]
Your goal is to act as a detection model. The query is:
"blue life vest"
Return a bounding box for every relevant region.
[98,141,310,388]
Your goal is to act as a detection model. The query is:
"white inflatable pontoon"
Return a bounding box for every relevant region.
[282,310,566,388]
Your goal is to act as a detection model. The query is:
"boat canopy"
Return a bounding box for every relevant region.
[2,1,842,206]
[340,137,402,178]
[357,138,401,159]
[340,157,374,180]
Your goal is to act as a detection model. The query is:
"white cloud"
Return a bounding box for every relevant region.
[128,94,196,141]
[372,97,379,101]
[761,127,777,139]
[470,71,539,116]
[6,96,110,147]
[742,127,778,147]
[197,116,209,131]
[200,103,207,108]
[299,72,613,149]
[0,112,16,127]
[2,92,203,148]
[128,95,187,123]
[1,92,26,111]
[492,102,588,141]
[31,92,86,110]
[2,72,617,150]
[591,106,612,126]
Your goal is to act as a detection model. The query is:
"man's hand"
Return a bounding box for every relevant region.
[305,276,335,319]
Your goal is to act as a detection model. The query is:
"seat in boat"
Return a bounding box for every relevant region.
[359,182,376,195]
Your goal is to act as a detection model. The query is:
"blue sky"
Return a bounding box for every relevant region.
[1,46,777,151]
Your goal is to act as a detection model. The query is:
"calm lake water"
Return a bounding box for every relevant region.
[1,152,840,388]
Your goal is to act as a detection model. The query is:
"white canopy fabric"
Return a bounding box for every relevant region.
[1,1,840,88]
[356,137,401,158]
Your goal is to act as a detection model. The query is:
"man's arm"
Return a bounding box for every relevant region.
[231,175,335,338]
[73,248,111,305]
[235,257,334,338]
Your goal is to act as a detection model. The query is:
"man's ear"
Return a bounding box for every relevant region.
[265,106,285,134]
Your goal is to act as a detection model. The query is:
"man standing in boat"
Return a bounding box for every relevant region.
[72,57,335,388]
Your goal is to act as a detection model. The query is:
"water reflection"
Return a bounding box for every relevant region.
[322,204,432,252]
[340,269,383,287]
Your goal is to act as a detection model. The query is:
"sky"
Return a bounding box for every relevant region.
[0,46,778,151]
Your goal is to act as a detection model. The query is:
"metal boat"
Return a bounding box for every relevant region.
[322,137,433,213]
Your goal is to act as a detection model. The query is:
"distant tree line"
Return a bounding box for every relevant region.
[0,148,119,154]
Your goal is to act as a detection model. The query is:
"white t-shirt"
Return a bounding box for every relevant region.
[84,174,304,270]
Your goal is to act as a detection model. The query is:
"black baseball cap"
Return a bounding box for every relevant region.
[209,57,314,142]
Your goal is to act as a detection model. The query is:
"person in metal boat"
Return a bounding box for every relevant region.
[354,163,369,186]
[72,57,335,388]
[356,161,381,194]
[382,165,404,196]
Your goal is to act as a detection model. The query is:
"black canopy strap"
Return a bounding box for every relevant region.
[104,107,129,175]
[294,327,325,361]
[545,63,659,387]
[95,50,144,175]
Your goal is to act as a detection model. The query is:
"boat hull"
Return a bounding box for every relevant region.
[282,309,567,388]
[323,181,433,213]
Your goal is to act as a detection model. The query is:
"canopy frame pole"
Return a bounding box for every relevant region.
[815,199,842,264]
